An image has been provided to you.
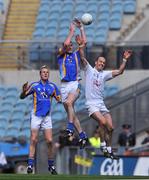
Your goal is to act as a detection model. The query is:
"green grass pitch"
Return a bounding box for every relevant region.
[0,174,149,180]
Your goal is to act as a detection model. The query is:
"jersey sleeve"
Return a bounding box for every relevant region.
[103,71,113,81]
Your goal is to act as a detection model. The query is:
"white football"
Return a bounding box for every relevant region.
[81,13,93,25]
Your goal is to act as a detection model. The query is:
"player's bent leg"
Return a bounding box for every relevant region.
[63,93,79,137]
[90,112,111,157]
[73,115,88,148]
[103,113,119,160]
[44,129,58,175]
[27,129,39,174]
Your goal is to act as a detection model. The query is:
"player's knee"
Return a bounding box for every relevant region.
[30,137,38,145]
[65,100,73,107]
[100,118,106,126]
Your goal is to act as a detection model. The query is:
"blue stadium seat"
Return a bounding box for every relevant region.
[50,4,61,12]
[18,128,30,141]
[37,11,48,21]
[0,86,6,98]
[94,33,107,45]
[0,117,8,128]
[85,26,95,37]
[14,102,28,113]
[52,103,65,114]
[49,12,60,20]
[6,88,18,96]
[22,121,30,129]
[52,111,64,122]
[110,18,122,30]
[62,4,73,11]
[124,0,136,14]
[23,113,31,122]
[9,119,23,130]
[78,99,86,111]
[87,4,98,12]
[33,28,45,38]
[112,2,123,12]
[60,12,72,21]
[97,20,109,30]
[0,110,12,120]
[59,20,70,29]
[74,11,85,19]
[4,95,18,105]
[0,128,5,139]
[19,128,30,139]
[0,0,3,12]
[0,102,13,111]
[86,35,94,44]
[45,28,56,38]
[98,12,110,21]
[40,49,52,61]
[47,20,58,28]
[35,20,47,30]
[11,110,25,120]
[40,1,49,8]
[29,48,39,62]
[111,11,123,20]
[5,128,19,138]
[99,4,110,13]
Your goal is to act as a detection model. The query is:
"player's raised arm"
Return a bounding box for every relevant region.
[112,50,132,78]
[73,18,87,45]
[58,23,75,56]
[75,34,88,68]
[20,82,32,99]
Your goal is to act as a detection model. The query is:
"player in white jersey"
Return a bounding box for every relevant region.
[81,50,132,159]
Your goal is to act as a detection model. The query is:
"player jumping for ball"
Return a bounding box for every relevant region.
[57,19,88,148]
[80,47,132,159]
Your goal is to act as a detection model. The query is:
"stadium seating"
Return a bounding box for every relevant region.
[0,0,3,13]
[30,0,137,58]
[124,0,136,14]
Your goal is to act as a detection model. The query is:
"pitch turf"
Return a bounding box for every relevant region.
[0,174,149,180]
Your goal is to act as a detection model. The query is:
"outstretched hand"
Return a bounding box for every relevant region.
[123,50,132,60]
[73,18,83,29]
[75,34,83,45]
[22,82,30,93]
[69,23,76,33]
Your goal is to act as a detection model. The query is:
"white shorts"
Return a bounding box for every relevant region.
[60,81,80,102]
[31,111,52,130]
[86,101,109,116]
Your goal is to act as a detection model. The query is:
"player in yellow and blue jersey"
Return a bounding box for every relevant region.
[57,20,88,148]
[20,65,61,174]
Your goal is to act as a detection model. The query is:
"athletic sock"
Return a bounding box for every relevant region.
[48,159,54,167]
[107,146,112,153]
[28,158,34,167]
[66,122,74,131]
[79,132,87,139]
[100,141,106,148]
